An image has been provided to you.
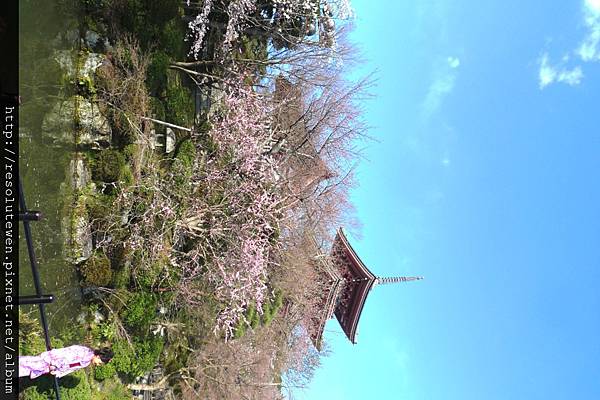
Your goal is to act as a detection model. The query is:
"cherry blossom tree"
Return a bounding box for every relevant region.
[185,0,354,58]
[173,77,287,339]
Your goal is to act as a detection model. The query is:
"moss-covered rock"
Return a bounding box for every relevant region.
[42,95,112,147]
[80,252,113,287]
[91,149,127,183]
[62,189,93,264]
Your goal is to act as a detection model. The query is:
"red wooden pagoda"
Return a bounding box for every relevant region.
[309,228,423,348]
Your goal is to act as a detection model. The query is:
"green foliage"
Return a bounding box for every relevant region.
[159,19,187,58]
[129,185,154,216]
[232,292,284,338]
[248,303,261,329]
[19,311,47,356]
[150,96,166,122]
[122,292,157,330]
[80,252,113,287]
[112,264,131,289]
[61,370,93,400]
[86,192,115,221]
[161,338,189,375]
[22,370,92,400]
[119,164,134,186]
[172,139,197,190]
[135,260,164,289]
[21,386,47,400]
[122,144,138,162]
[80,0,109,13]
[147,52,171,95]
[77,75,97,97]
[106,0,181,49]
[94,362,117,381]
[261,291,284,326]
[112,337,164,378]
[164,82,194,127]
[175,139,196,171]
[105,289,130,316]
[92,150,127,183]
[233,321,247,339]
[92,320,115,342]
[91,377,132,400]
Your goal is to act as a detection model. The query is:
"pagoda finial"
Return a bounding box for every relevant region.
[375,276,424,286]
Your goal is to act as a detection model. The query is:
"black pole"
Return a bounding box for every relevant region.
[18,175,61,399]
[18,211,42,221]
[18,295,55,305]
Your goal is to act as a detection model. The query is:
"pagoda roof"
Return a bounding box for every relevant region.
[334,228,377,281]
[332,228,377,344]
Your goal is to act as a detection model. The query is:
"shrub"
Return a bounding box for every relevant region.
[164,83,193,127]
[232,302,265,339]
[91,320,115,342]
[135,261,163,289]
[112,264,131,289]
[22,370,91,400]
[59,370,92,400]
[248,304,260,329]
[105,289,130,316]
[112,337,164,378]
[18,310,61,356]
[94,362,116,381]
[262,291,283,326]
[174,139,196,171]
[122,144,138,162]
[97,378,132,400]
[146,52,171,95]
[21,386,46,400]
[150,96,166,121]
[92,150,126,183]
[119,164,134,186]
[87,192,115,221]
[122,292,156,330]
[80,252,112,287]
[159,19,187,58]
[233,320,247,339]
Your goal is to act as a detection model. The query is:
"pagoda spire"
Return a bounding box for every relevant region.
[375,276,424,286]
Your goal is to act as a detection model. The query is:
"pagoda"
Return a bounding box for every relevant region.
[309,228,423,348]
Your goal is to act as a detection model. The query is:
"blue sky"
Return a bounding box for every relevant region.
[297,1,600,399]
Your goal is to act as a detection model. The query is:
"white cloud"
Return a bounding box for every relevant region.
[538,53,584,89]
[586,0,600,12]
[447,56,460,68]
[422,57,460,119]
[536,0,600,88]
[578,0,600,61]
[559,66,584,84]
[422,73,456,119]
